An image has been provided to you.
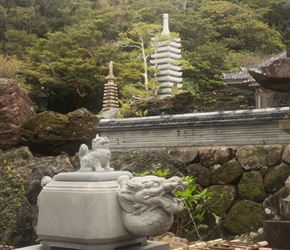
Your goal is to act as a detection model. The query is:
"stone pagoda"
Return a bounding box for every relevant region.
[150,14,183,99]
[102,61,119,110]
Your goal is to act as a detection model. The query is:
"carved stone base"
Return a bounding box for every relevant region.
[16,241,170,250]
[37,171,158,250]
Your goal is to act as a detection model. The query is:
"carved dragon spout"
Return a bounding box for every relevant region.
[117,175,187,236]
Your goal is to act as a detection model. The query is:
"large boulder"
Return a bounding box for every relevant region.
[211,159,243,185]
[238,171,266,202]
[206,185,236,216]
[282,144,290,164]
[167,147,199,165]
[0,78,35,151]
[236,144,283,170]
[1,146,34,167]
[111,150,189,176]
[188,163,211,187]
[264,163,290,193]
[263,187,289,219]
[199,147,234,167]
[21,108,99,155]
[223,200,265,235]
[0,146,76,247]
[0,160,34,247]
[16,154,76,205]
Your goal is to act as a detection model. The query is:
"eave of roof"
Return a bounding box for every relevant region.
[98,107,289,129]
[223,51,287,83]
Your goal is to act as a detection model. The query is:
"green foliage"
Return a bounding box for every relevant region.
[199,1,284,53]
[0,0,287,112]
[174,176,212,239]
[134,169,212,239]
[4,29,38,59]
[0,55,24,79]
[118,101,148,118]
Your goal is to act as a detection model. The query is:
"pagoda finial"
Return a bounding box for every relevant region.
[162,13,170,34]
[106,61,116,82]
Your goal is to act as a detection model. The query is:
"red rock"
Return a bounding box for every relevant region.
[0,78,35,150]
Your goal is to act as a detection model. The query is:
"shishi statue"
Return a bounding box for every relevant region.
[78,134,113,172]
[117,175,187,236]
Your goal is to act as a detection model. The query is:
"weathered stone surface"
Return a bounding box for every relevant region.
[16,154,75,205]
[111,150,189,176]
[238,171,266,202]
[280,195,290,220]
[0,78,35,150]
[223,200,265,235]
[282,144,290,164]
[236,144,283,170]
[0,162,34,247]
[188,163,211,187]
[263,187,289,219]
[1,146,33,167]
[264,220,290,249]
[21,108,99,155]
[207,185,236,216]
[264,163,290,193]
[211,159,243,185]
[199,147,234,167]
[96,108,119,119]
[167,147,199,165]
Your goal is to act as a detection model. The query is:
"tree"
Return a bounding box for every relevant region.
[199,1,284,54]
[183,42,229,92]
[22,19,105,112]
[262,0,290,43]
[0,55,24,79]
[4,29,37,58]
[118,22,162,96]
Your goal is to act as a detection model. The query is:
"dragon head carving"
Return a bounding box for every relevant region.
[117,175,188,236]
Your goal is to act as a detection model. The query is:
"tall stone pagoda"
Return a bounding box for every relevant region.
[102,61,119,110]
[150,14,183,99]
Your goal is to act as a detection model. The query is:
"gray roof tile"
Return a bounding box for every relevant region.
[223,51,286,81]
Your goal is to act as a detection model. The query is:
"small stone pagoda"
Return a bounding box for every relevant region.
[102,61,119,110]
[150,14,183,99]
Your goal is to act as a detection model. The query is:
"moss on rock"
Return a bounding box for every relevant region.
[264,163,290,193]
[0,159,34,247]
[238,171,266,202]
[223,200,265,235]
[211,159,243,185]
[206,185,236,216]
[21,108,99,155]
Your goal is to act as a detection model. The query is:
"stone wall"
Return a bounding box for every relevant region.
[98,107,290,150]
[2,143,290,246]
[111,143,290,240]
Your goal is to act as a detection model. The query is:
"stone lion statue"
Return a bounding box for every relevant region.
[117,175,187,236]
[78,134,113,172]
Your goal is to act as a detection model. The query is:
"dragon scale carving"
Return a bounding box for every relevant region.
[117,175,187,236]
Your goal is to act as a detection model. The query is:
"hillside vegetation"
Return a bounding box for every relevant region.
[0,0,289,113]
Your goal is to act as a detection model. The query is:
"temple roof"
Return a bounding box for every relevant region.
[98,107,289,129]
[222,51,287,89]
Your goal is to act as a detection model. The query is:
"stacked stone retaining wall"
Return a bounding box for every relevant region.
[111,143,290,240]
[101,108,290,240]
